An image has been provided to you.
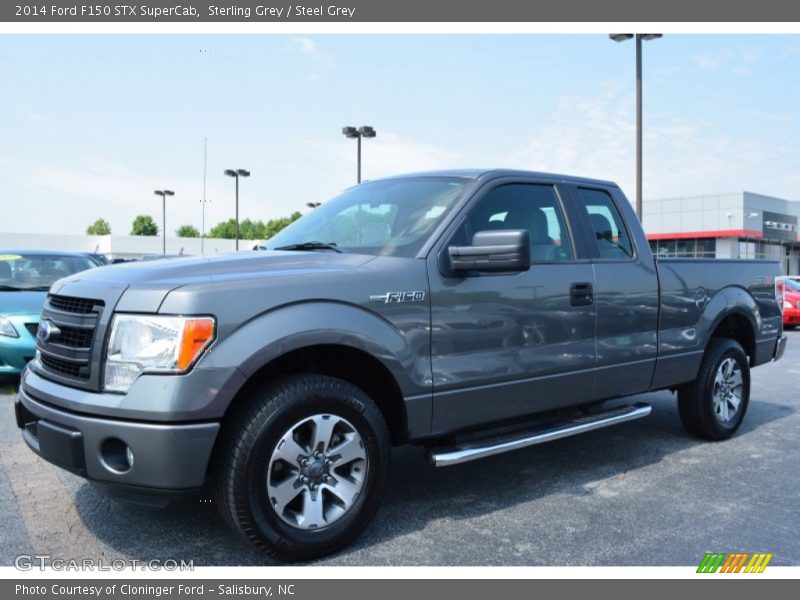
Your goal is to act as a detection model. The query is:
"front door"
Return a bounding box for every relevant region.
[427,180,597,435]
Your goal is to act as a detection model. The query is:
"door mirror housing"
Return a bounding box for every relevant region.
[448,230,531,273]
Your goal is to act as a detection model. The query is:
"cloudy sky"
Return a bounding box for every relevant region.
[1,34,799,235]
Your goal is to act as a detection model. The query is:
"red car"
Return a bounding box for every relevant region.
[783,277,800,328]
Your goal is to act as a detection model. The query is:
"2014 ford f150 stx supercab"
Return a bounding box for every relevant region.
[16,170,788,560]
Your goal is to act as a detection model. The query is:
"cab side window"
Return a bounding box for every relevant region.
[467,184,574,263]
[578,188,635,260]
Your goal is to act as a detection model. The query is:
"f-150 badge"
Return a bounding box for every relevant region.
[369,291,426,304]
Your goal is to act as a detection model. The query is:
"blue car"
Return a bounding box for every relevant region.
[0,250,97,376]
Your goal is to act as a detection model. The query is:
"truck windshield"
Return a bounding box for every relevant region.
[266,177,469,257]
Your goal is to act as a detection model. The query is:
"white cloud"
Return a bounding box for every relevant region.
[694,49,732,70]
[503,88,800,203]
[296,131,458,181]
[1,159,212,236]
[504,88,636,193]
[286,36,335,81]
[693,47,762,77]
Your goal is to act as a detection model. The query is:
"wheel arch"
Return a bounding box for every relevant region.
[705,292,758,365]
[203,301,431,449]
[224,343,410,444]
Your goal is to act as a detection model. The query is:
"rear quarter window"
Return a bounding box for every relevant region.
[577,188,635,260]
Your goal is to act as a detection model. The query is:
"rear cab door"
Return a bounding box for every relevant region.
[565,183,659,400]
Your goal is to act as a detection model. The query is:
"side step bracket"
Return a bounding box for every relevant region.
[427,403,652,467]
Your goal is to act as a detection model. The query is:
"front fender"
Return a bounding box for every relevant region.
[201,300,431,406]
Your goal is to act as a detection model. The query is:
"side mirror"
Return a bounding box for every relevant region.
[448,230,531,273]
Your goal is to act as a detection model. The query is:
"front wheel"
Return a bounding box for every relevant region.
[678,338,750,440]
[214,374,390,561]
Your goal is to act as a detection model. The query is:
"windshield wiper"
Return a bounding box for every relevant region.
[273,242,342,253]
[0,285,24,291]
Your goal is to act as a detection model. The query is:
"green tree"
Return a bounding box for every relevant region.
[208,218,237,239]
[236,219,258,240]
[264,212,302,239]
[208,212,303,240]
[86,218,111,235]
[130,215,159,236]
[175,224,200,238]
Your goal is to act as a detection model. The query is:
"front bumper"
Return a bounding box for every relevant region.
[783,308,800,326]
[774,334,788,361]
[16,384,220,500]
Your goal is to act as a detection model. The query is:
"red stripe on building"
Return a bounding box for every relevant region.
[646,229,764,241]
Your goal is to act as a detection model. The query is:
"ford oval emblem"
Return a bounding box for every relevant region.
[37,319,60,343]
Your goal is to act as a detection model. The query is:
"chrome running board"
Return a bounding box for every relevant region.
[428,403,652,468]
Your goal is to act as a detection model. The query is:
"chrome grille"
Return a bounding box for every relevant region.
[51,325,94,349]
[40,354,88,379]
[48,295,101,315]
[36,294,104,384]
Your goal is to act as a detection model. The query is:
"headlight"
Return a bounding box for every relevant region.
[785,300,794,310]
[104,314,215,393]
[0,316,19,338]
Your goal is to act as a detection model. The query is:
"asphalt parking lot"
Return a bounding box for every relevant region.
[1,331,798,567]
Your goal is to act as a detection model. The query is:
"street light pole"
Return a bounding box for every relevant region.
[610,33,662,222]
[153,189,175,254]
[201,137,208,255]
[636,34,643,224]
[224,168,250,251]
[342,126,376,184]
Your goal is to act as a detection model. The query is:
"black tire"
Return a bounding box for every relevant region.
[678,338,750,440]
[213,374,390,561]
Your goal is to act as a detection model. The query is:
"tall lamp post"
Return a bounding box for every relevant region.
[224,168,250,250]
[153,189,175,254]
[609,33,662,222]
[342,126,376,184]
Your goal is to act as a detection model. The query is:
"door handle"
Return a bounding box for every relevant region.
[570,282,594,306]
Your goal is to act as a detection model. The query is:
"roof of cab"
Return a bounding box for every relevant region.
[367,168,618,188]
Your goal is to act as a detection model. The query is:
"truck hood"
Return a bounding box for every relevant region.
[0,290,47,316]
[59,251,375,287]
[52,251,376,312]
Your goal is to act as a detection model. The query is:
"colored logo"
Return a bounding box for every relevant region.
[697,552,773,573]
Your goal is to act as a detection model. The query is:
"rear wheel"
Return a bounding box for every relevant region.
[678,338,750,440]
[214,374,390,561]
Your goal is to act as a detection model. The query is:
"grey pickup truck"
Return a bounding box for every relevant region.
[16,170,787,560]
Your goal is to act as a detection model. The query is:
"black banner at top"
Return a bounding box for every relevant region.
[3,0,800,22]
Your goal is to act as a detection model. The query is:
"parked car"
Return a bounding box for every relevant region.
[83,253,111,266]
[140,254,191,261]
[15,170,787,560]
[781,277,800,328]
[0,250,97,376]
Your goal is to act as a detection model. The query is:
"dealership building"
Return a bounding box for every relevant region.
[643,191,800,275]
